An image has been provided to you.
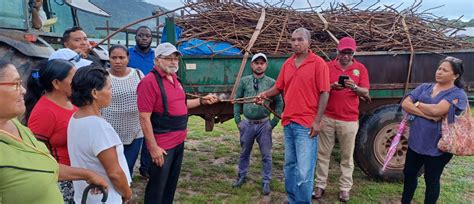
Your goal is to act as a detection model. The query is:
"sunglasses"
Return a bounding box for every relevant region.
[0,79,23,91]
[444,56,463,64]
[253,78,258,91]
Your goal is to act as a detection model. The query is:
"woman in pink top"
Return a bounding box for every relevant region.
[25,59,77,203]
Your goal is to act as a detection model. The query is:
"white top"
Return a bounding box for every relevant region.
[68,115,131,204]
[102,68,144,144]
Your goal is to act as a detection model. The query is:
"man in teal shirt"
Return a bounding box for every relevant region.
[232,53,283,195]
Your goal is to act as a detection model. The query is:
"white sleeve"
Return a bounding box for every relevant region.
[38,7,47,26]
[91,119,123,157]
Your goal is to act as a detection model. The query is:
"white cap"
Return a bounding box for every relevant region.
[251,53,267,62]
[48,48,92,68]
[155,42,182,57]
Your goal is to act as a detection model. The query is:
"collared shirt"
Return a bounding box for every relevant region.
[275,50,331,128]
[407,83,467,156]
[128,46,155,74]
[233,75,283,126]
[325,59,370,121]
[137,66,187,150]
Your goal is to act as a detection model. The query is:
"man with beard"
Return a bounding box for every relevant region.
[128,26,155,178]
[137,42,218,203]
[232,53,283,195]
[258,28,330,203]
[313,37,370,202]
[62,26,104,67]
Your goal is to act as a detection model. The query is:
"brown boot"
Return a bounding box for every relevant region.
[312,187,325,199]
[339,191,350,202]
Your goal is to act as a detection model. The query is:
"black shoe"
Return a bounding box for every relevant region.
[232,176,246,188]
[262,183,271,195]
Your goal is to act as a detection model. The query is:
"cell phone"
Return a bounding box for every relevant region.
[338,75,349,87]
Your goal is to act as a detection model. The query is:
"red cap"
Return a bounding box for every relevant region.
[337,37,356,52]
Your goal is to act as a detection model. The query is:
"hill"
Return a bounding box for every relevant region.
[77,0,168,39]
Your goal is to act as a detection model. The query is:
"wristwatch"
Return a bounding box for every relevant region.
[351,85,358,91]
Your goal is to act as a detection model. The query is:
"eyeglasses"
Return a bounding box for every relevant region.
[0,80,23,91]
[444,56,463,64]
[158,56,180,62]
[69,53,82,63]
[253,78,258,91]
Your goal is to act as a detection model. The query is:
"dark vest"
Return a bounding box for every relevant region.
[150,69,188,134]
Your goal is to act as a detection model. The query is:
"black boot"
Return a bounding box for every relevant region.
[232,176,246,188]
[262,182,271,195]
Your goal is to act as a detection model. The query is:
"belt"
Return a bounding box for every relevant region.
[247,118,269,124]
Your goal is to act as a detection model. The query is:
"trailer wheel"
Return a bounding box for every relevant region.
[0,42,42,84]
[355,104,410,182]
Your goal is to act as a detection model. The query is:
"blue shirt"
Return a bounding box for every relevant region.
[407,83,468,156]
[128,46,155,74]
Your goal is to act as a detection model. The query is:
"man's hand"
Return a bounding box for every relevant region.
[344,78,356,89]
[309,120,321,138]
[73,48,91,58]
[331,82,344,90]
[149,145,167,167]
[201,94,219,105]
[255,93,268,105]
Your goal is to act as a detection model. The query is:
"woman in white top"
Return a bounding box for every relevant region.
[68,65,132,203]
[102,44,144,176]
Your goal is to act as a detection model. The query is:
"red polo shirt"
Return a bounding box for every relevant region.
[275,50,330,128]
[325,59,370,121]
[137,66,187,150]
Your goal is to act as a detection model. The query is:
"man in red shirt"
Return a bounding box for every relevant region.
[313,37,370,202]
[137,42,218,204]
[258,28,330,203]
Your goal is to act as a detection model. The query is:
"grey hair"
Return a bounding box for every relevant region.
[0,60,12,80]
[292,27,311,41]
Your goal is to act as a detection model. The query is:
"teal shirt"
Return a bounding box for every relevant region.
[233,75,283,127]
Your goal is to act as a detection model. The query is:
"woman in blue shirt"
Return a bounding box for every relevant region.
[401,56,468,204]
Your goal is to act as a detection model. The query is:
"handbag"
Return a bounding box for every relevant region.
[438,103,474,156]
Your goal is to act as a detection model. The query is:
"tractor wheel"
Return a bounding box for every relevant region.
[0,42,43,84]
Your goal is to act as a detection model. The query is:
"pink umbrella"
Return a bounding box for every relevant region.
[382,113,408,171]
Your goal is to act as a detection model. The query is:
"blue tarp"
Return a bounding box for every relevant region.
[161,26,242,56]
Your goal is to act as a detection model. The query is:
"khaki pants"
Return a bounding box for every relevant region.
[315,115,359,192]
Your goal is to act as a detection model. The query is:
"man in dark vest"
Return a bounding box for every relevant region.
[137,42,218,204]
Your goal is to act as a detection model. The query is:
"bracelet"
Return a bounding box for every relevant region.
[351,85,358,91]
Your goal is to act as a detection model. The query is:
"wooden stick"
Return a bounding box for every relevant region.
[230,8,266,100]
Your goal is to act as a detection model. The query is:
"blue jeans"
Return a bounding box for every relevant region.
[283,122,318,203]
[237,120,273,183]
[123,138,144,176]
[140,137,151,175]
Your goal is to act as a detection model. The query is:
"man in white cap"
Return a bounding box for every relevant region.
[232,53,283,195]
[137,42,218,203]
[48,48,92,68]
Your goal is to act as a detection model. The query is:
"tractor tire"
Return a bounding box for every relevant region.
[0,42,44,84]
[355,104,410,182]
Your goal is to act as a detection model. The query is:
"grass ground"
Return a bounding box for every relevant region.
[131,116,474,203]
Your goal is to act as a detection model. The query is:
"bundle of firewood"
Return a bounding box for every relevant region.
[175,1,473,56]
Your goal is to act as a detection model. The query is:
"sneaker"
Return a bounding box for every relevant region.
[232,176,246,188]
[262,182,270,195]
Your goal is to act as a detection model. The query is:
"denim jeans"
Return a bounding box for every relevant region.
[123,137,143,176]
[237,120,272,183]
[140,137,151,175]
[283,122,318,203]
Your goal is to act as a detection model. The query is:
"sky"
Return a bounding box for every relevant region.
[144,0,474,20]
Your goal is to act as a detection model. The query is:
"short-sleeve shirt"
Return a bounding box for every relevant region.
[325,59,370,121]
[28,96,78,166]
[128,46,155,74]
[0,119,63,204]
[407,83,468,156]
[137,67,187,150]
[67,116,131,204]
[275,50,331,128]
